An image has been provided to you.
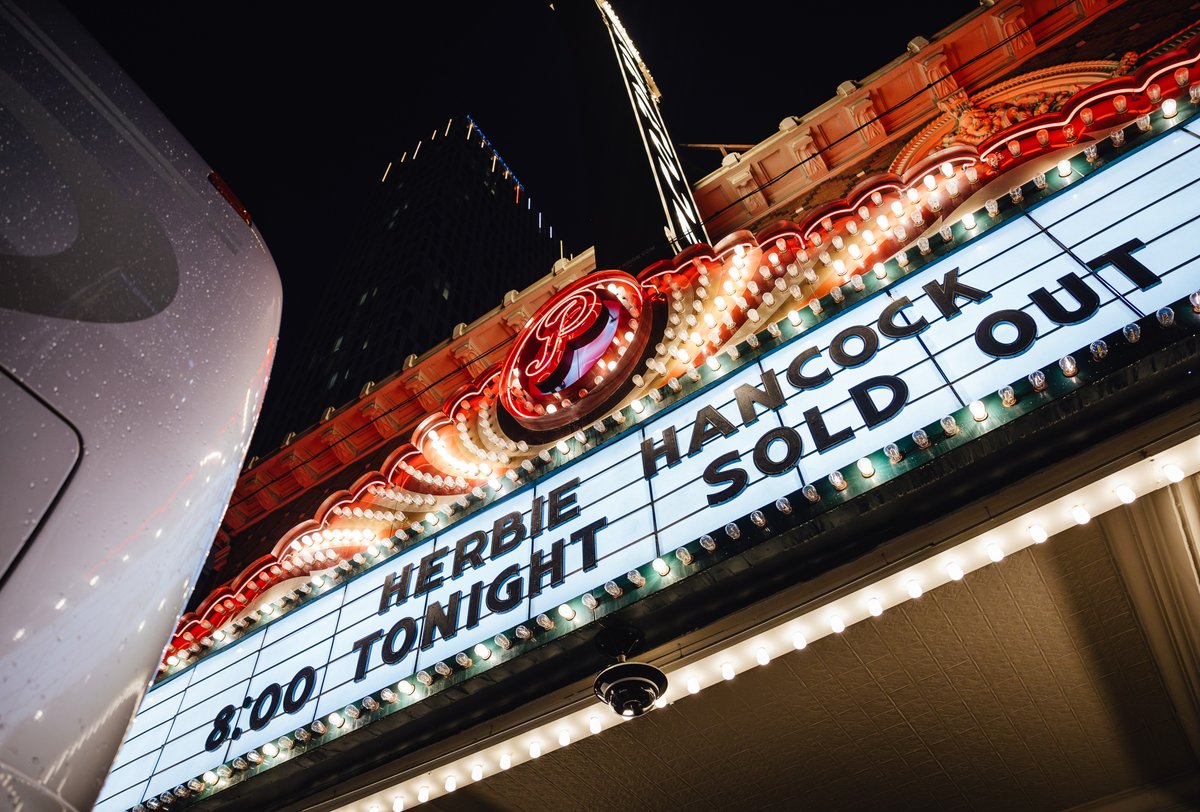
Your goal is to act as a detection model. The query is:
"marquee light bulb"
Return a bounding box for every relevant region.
[687,676,700,694]
[962,212,976,230]
[590,715,603,734]
[829,614,845,634]
[986,543,1005,562]
[654,696,668,709]
[1163,463,1185,483]
[500,752,512,770]
[652,557,670,576]
[721,662,736,681]
[1163,98,1178,118]
[417,786,430,803]
[1057,159,1072,178]
[393,797,404,812]
[906,579,923,599]
[1114,484,1137,504]
[1028,524,1048,544]
[923,174,937,190]
[557,604,576,621]
[558,728,571,747]
[445,776,457,793]
[873,262,887,279]
[945,561,964,581]
[969,400,988,421]
[1071,505,1091,525]
[471,764,484,781]
[529,740,542,759]
[792,632,807,650]
[755,646,770,666]
[867,597,883,617]
[856,457,875,477]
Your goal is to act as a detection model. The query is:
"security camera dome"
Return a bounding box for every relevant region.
[593,660,668,718]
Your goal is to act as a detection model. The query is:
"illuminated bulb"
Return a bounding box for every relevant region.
[829,614,845,634]
[962,212,976,230]
[721,662,736,681]
[792,633,807,650]
[833,259,847,276]
[706,355,721,371]
[848,243,862,260]
[873,262,887,280]
[1071,505,1091,525]
[328,711,345,728]
[906,579,923,599]
[393,798,404,812]
[1114,484,1137,504]
[397,679,415,695]
[1163,98,1178,118]
[418,786,430,803]
[940,161,954,178]
[755,646,770,666]
[969,400,987,421]
[500,752,512,770]
[923,174,937,190]
[986,543,1005,562]
[557,603,576,621]
[445,776,457,793]
[1056,159,1072,178]
[652,557,670,576]
[867,597,883,617]
[529,740,542,759]
[1028,524,1048,544]
[203,771,219,786]
[787,310,801,326]
[891,200,904,216]
[654,695,668,709]
[558,729,571,747]
[262,742,279,758]
[687,676,700,694]
[856,457,875,477]
[945,561,964,581]
[471,764,484,781]
[1164,463,1185,483]
[589,715,603,735]
[474,643,491,660]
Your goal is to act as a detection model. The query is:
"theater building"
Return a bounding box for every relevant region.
[101,1,1200,809]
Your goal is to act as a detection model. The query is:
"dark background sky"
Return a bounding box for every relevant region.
[62,0,970,368]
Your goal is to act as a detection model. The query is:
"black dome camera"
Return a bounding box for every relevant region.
[592,621,667,718]
[594,660,668,718]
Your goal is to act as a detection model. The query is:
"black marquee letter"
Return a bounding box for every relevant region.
[877,296,928,338]
[734,370,785,425]
[1029,273,1099,324]
[975,309,1038,358]
[922,268,989,319]
[787,345,831,389]
[703,451,749,505]
[753,426,803,475]
[1086,238,1161,290]
[828,324,879,367]
[849,376,908,429]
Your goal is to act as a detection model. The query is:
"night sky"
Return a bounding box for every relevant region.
[61,0,970,369]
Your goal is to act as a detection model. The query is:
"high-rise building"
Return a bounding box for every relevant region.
[251,116,562,455]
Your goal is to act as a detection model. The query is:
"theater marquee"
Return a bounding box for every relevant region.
[98,110,1200,811]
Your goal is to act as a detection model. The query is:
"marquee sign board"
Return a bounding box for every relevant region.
[98,117,1200,811]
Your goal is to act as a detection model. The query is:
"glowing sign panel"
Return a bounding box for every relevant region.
[98,120,1200,811]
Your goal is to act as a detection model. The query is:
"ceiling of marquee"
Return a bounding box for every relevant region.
[420,520,1199,811]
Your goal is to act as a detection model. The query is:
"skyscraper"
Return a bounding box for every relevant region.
[251,116,561,455]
